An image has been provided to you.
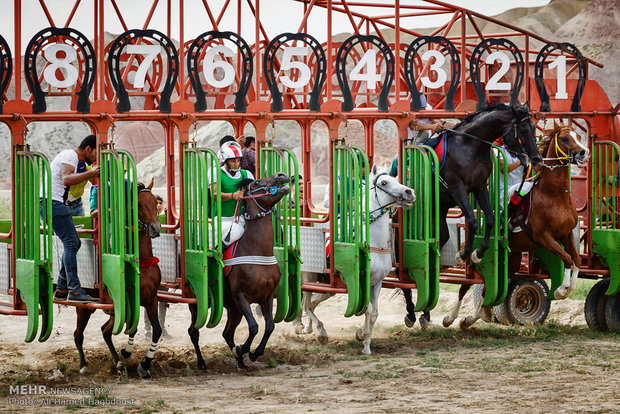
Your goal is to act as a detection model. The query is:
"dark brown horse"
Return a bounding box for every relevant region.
[189,172,290,369]
[74,180,162,377]
[450,122,589,327]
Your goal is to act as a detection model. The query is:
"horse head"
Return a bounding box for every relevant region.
[545,121,590,168]
[243,172,291,218]
[369,164,415,209]
[503,102,542,166]
[137,178,161,238]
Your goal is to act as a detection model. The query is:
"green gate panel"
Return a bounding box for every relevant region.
[273,246,289,322]
[284,248,302,322]
[206,255,223,328]
[403,239,431,310]
[15,259,39,343]
[534,248,565,300]
[185,250,210,329]
[592,229,620,296]
[334,242,361,317]
[101,253,125,335]
[123,259,140,334]
[37,264,53,342]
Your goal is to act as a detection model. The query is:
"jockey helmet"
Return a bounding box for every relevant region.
[218,141,243,163]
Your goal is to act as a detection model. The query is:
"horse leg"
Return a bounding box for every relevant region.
[471,187,495,264]
[357,283,382,355]
[249,299,275,362]
[402,288,417,328]
[561,234,582,295]
[294,291,312,335]
[188,303,206,370]
[222,307,244,368]
[101,315,123,370]
[461,286,486,329]
[305,292,332,344]
[74,308,95,374]
[137,301,162,378]
[451,187,479,265]
[443,284,471,327]
[232,293,260,363]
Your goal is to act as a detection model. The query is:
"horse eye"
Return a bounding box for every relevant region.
[381,181,387,186]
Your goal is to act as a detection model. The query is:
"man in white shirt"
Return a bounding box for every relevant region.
[48,135,100,302]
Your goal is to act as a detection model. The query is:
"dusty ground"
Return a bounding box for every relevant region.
[1,288,619,414]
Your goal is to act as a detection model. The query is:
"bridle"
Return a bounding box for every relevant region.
[137,186,157,232]
[368,172,409,223]
[240,182,284,220]
[539,127,573,171]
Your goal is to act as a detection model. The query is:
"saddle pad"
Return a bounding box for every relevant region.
[222,241,240,278]
[427,131,448,170]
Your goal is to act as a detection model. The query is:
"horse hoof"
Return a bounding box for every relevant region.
[197,359,206,370]
[471,249,483,264]
[302,326,313,335]
[120,349,131,360]
[455,251,465,266]
[442,316,453,328]
[79,366,89,375]
[137,363,149,378]
[294,324,305,335]
[362,347,372,356]
[318,334,328,345]
[419,315,429,330]
[481,307,492,323]
[554,286,567,300]
[116,360,125,370]
[404,314,415,328]
[237,357,246,369]
[355,329,365,342]
[459,318,472,330]
[249,352,258,362]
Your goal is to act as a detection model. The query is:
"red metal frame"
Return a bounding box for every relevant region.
[0,0,618,308]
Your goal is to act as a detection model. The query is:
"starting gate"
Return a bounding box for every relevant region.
[260,145,302,322]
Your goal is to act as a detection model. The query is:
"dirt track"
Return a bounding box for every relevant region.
[1,289,619,413]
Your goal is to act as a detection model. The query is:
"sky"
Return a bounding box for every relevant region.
[0,0,553,51]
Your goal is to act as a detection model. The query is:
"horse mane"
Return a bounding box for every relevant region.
[455,102,526,129]
[538,123,566,156]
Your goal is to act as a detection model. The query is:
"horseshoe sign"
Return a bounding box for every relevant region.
[0,34,12,114]
[24,27,96,113]
[534,42,586,112]
[404,36,461,111]
[263,32,327,112]
[187,31,253,113]
[336,35,395,112]
[107,29,179,113]
[470,38,524,110]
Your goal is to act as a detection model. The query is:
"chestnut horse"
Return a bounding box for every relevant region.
[449,122,590,328]
[74,180,162,377]
[189,172,290,369]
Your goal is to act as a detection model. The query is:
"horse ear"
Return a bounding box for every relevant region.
[371,163,378,176]
[523,101,530,111]
[567,117,573,128]
[147,177,154,190]
[554,120,560,129]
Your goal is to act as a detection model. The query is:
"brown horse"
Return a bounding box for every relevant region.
[74,180,162,377]
[508,122,589,298]
[453,122,590,328]
[189,172,290,369]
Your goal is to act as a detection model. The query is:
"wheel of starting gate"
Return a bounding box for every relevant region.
[604,290,620,333]
[584,279,610,332]
[501,279,551,325]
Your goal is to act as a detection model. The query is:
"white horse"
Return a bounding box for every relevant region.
[293,164,415,354]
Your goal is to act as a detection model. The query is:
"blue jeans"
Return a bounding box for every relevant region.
[68,198,85,217]
[44,201,83,294]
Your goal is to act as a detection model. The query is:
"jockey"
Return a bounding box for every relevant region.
[494,144,533,232]
[213,142,255,245]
